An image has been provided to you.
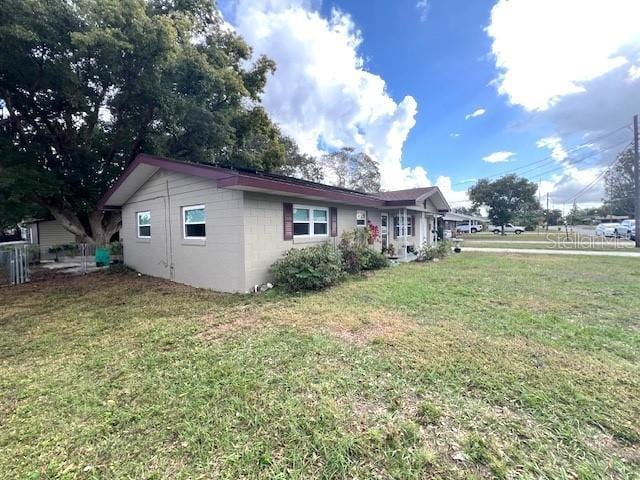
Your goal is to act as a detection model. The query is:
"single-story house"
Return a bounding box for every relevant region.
[99,154,450,293]
[442,212,489,234]
[22,218,77,248]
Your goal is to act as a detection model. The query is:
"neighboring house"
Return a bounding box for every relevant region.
[442,212,489,233]
[22,218,77,248]
[99,154,450,293]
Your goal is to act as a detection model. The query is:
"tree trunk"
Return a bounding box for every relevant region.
[48,206,121,246]
[88,210,122,246]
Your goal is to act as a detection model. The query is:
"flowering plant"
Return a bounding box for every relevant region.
[367,220,380,243]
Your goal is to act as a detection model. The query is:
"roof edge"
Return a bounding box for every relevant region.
[99,153,451,211]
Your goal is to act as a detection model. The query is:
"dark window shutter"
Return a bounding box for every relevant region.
[411,215,416,236]
[393,217,397,239]
[330,207,338,237]
[283,203,293,240]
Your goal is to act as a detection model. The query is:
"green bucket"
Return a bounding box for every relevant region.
[95,247,111,267]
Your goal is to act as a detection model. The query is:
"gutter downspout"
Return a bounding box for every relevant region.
[165,180,175,281]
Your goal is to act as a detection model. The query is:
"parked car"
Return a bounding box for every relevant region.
[489,223,525,234]
[595,223,619,237]
[456,224,483,233]
[615,219,635,238]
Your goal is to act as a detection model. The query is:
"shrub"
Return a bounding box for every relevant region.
[108,241,123,255]
[271,243,344,292]
[361,248,389,270]
[48,243,77,261]
[435,240,451,258]
[417,240,451,262]
[416,243,437,262]
[339,229,388,273]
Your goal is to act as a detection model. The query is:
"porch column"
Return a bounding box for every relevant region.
[434,216,438,247]
[403,208,408,259]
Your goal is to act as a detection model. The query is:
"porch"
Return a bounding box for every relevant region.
[380,208,440,261]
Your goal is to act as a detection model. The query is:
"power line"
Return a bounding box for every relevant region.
[518,137,632,182]
[561,143,632,203]
[452,124,632,186]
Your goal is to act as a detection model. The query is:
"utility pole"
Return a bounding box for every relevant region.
[546,193,550,230]
[634,115,639,248]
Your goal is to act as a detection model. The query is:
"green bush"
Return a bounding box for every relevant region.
[417,241,451,262]
[339,229,388,273]
[271,243,344,292]
[435,240,451,258]
[361,248,389,270]
[109,241,123,255]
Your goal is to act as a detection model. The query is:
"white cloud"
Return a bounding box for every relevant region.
[535,137,609,205]
[436,176,470,208]
[223,0,433,190]
[535,137,568,163]
[487,0,640,111]
[449,132,461,138]
[416,0,430,22]
[483,151,515,163]
[487,0,640,207]
[465,108,486,120]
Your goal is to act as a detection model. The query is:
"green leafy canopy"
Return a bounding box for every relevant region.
[0,0,288,242]
[469,174,540,228]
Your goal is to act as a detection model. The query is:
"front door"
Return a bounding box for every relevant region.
[381,214,388,249]
[420,215,428,245]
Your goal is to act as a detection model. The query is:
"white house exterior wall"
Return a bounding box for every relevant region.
[120,169,246,292]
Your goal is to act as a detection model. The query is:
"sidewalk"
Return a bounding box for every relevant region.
[463,247,640,257]
[463,239,635,246]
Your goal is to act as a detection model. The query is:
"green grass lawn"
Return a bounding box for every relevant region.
[1,254,639,479]
[459,231,598,242]
[462,241,636,252]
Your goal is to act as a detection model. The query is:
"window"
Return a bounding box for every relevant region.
[293,205,328,237]
[356,210,367,227]
[137,211,151,238]
[394,215,413,237]
[183,205,206,239]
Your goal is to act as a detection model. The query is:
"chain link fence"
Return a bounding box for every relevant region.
[0,242,121,287]
[0,244,31,286]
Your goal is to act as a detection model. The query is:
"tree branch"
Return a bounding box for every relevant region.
[48,205,93,243]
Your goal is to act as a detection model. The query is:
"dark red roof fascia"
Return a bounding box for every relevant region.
[218,172,383,207]
[99,153,385,209]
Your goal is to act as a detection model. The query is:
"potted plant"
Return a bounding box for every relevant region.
[384,243,396,258]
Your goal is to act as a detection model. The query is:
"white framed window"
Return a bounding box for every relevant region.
[137,211,151,238]
[356,210,367,227]
[394,215,413,237]
[182,205,206,239]
[293,205,328,237]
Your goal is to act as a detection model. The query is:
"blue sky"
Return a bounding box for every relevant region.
[222,0,640,207]
[323,0,532,183]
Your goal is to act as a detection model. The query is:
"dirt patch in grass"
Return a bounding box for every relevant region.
[199,302,419,346]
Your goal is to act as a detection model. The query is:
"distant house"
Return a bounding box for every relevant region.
[596,215,630,223]
[99,154,450,293]
[442,212,489,233]
[21,218,77,248]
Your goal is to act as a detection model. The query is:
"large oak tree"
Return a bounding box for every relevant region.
[469,174,539,234]
[0,0,287,244]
